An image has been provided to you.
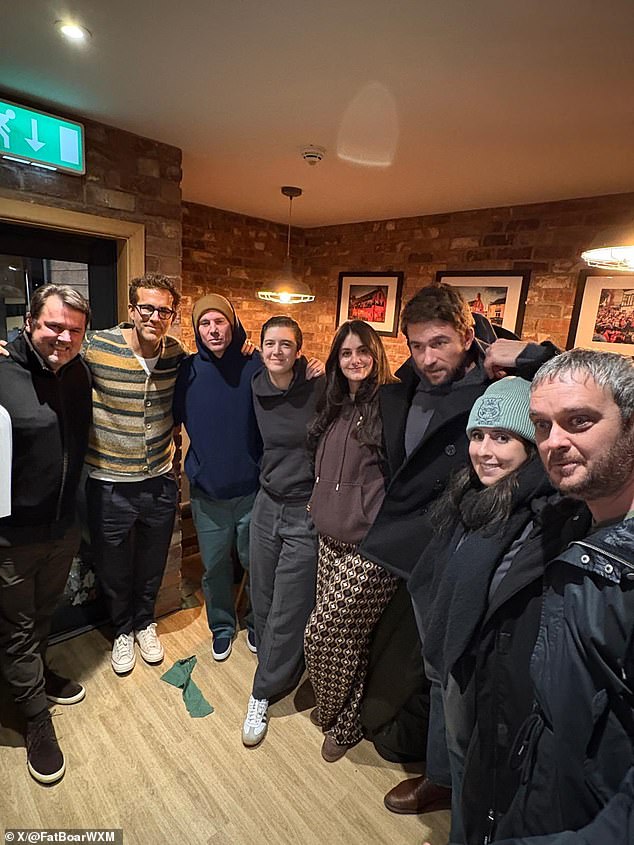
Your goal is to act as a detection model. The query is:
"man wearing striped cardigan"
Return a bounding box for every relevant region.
[84,273,186,675]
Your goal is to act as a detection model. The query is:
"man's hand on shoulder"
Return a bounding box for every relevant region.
[0,340,8,358]
[306,357,325,379]
[484,339,529,379]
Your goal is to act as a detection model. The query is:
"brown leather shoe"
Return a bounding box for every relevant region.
[309,707,322,728]
[321,733,358,762]
[383,775,452,815]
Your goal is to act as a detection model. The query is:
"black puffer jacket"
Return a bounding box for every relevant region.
[0,332,91,544]
[493,517,634,845]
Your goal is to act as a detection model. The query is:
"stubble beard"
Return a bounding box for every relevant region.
[556,423,634,501]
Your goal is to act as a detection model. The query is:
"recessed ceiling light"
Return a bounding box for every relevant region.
[55,20,92,42]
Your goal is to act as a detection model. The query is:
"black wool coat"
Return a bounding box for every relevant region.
[359,341,557,578]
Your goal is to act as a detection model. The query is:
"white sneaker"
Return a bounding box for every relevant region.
[111,632,136,674]
[135,623,164,664]
[242,695,269,747]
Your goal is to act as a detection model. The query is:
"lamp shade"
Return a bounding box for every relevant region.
[257,258,315,304]
[581,222,634,270]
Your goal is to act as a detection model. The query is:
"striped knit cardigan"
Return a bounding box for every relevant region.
[83,325,186,478]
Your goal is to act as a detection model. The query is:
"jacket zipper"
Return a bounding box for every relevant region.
[315,405,360,492]
[55,372,70,522]
[572,539,634,572]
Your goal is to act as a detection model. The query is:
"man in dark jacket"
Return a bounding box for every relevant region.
[173,295,323,664]
[0,284,91,785]
[488,349,634,845]
[173,294,263,662]
[359,284,555,815]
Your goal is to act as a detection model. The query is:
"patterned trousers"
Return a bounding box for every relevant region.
[304,534,399,744]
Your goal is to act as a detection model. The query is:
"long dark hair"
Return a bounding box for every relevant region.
[308,320,396,453]
[430,442,538,536]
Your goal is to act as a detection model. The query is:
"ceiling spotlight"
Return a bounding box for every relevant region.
[56,21,92,42]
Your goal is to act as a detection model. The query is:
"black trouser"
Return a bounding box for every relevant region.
[0,526,80,719]
[86,475,178,637]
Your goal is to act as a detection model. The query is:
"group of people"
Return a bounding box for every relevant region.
[0,274,632,845]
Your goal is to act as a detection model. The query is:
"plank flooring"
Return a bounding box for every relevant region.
[0,604,449,844]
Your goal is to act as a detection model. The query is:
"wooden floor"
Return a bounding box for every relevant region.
[0,603,449,845]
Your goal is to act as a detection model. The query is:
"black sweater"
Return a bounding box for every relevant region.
[252,356,324,502]
[0,333,92,544]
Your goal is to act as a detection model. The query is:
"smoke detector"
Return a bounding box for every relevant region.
[301,145,326,166]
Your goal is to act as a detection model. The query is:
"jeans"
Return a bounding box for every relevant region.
[190,486,255,638]
[249,489,318,700]
[86,474,178,636]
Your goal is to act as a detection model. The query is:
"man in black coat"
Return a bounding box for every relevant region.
[0,284,92,785]
[486,349,634,845]
[359,284,555,814]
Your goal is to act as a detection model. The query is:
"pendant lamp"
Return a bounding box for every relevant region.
[257,186,315,304]
[581,221,634,270]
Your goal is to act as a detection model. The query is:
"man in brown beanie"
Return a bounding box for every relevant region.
[173,294,264,661]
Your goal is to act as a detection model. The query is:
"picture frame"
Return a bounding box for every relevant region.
[435,270,531,336]
[567,269,634,355]
[336,271,404,337]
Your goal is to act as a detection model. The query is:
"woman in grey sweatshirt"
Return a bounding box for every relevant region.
[241,316,324,747]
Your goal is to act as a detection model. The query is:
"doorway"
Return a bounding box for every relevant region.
[0,220,120,641]
[0,221,118,338]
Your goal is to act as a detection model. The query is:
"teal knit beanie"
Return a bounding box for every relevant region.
[466,376,535,444]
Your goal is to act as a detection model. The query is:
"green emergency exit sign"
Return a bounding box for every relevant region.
[0,99,85,175]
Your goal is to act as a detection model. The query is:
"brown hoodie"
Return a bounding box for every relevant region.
[308,399,386,545]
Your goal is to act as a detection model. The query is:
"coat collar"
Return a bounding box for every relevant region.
[553,518,634,584]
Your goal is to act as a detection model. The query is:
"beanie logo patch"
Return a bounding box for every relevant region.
[476,397,502,425]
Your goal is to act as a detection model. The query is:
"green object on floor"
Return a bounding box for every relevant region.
[161,656,214,718]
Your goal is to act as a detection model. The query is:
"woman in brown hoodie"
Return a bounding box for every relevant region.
[304,320,398,762]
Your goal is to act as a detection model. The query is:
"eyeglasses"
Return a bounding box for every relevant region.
[134,303,175,321]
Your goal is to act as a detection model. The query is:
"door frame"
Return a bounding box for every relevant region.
[0,198,144,321]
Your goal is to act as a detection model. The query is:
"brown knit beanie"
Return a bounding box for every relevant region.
[192,294,235,329]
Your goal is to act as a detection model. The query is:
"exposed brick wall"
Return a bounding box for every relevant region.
[0,93,184,617]
[304,192,634,371]
[182,193,634,373]
[182,201,318,353]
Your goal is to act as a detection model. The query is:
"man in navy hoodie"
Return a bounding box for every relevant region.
[173,294,262,661]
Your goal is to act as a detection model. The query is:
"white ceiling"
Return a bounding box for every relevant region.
[2,0,634,227]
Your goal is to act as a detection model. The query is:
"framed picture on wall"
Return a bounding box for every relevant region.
[435,270,531,336]
[567,269,634,355]
[336,271,404,337]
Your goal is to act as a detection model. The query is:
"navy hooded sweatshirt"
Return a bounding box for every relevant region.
[172,308,263,500]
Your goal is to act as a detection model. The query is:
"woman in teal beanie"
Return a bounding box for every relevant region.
[397,377,590,843]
